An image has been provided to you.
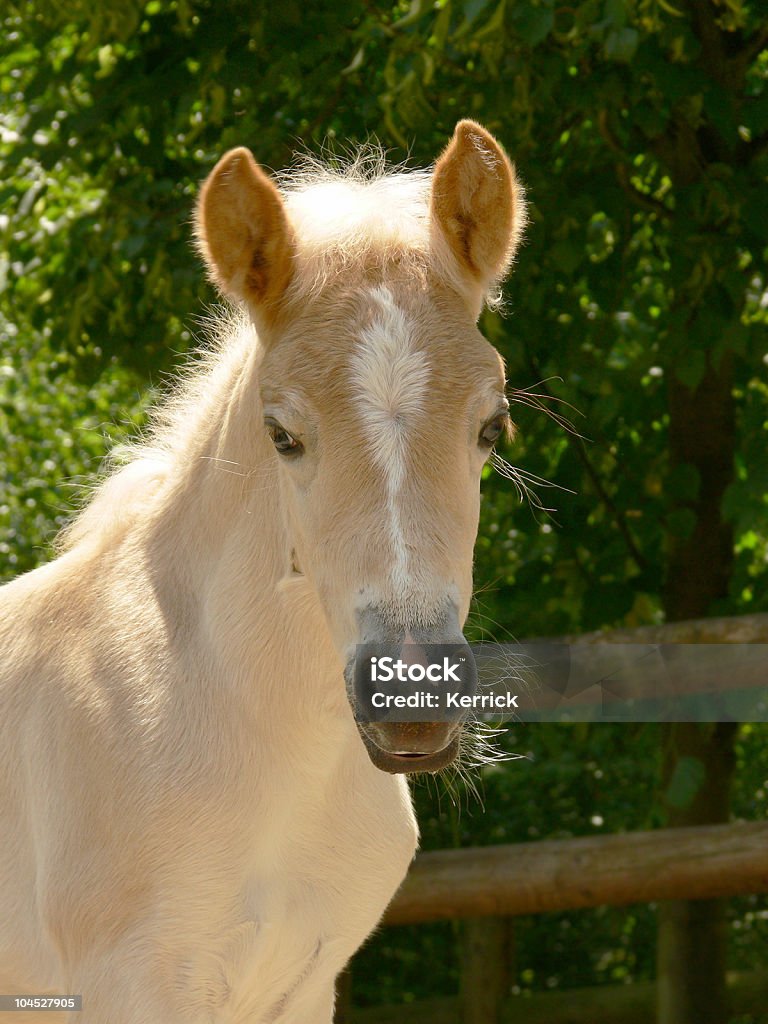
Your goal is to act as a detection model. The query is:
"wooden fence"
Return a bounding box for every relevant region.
[338,822,768,1023]
[338,612,768,1023]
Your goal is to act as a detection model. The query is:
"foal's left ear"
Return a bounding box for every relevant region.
[431,120,525,314]
[195,147,295,316]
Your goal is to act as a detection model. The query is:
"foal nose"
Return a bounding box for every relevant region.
[350,604,476,756]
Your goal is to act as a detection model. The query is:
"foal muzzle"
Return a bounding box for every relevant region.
[345,603,476,774]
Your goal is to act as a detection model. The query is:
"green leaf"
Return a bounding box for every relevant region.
[461,0,493,25]
[550,240,582,275]
[665,463,700,503]
[512,5,554,46]
[604,27,639,62]
[673,350,706,390]
[664,756,706,810]
[665,508,697,538]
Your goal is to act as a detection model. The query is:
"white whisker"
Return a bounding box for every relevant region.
[491,451,576,525]
[508,380,587,440]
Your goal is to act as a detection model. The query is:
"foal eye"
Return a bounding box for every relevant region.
[265,419,304,457]
[479,414,509,449]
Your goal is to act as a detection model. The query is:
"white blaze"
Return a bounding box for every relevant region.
[350,287,430,589]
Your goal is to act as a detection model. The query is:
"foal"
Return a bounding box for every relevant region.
[0,120,525,1022]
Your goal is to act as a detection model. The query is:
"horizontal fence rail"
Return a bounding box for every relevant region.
[384,821,768,925]
[348,971,768,1024]
[558,610,768,644]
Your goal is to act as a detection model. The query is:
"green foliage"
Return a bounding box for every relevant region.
[0,315,146,577]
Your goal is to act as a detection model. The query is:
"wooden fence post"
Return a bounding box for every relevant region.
[460,916,514,1024]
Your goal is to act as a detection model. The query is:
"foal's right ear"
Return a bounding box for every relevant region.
[195,147,295,314]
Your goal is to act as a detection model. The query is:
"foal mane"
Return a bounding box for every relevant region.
[277,149,433,301]
[56,308,255,554]
[276,144,507,311]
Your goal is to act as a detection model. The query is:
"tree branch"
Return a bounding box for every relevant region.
[734,22,768,70]
[527,357,649,573]
[597,111,673,220]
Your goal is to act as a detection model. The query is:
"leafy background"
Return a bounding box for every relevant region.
[1,0,767,1018]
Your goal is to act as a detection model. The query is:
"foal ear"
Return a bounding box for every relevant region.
[431,120,525,312]
[195,147,295,313]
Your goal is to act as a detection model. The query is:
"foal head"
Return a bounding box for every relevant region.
[196,121,525,773]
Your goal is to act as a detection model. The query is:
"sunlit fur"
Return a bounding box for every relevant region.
[277,155,502,313]
[0,121,525,1023]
